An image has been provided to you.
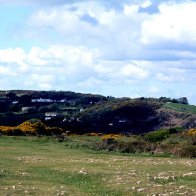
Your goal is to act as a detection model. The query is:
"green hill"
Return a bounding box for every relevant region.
[164,102,196,114]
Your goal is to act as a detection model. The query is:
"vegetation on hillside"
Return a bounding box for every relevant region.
[0,90,195,134]
[0,122,195,158]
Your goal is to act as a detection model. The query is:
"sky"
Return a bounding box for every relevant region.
[0,0,196,104]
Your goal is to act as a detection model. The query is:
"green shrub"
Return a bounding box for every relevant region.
[144,129,170,142]
[162,134,188,145]
[117,140,151,153]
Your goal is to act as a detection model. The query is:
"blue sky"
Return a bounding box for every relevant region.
[0,0,196,104]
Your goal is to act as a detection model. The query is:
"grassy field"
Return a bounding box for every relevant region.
[164,102,196,114]
[0,136,196,196]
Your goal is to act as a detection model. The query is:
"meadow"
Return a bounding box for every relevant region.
[0,136,196,196]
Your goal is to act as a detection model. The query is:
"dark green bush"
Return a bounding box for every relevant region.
[11,128,24,136]
[32,122,46,135]
[168,127,183,134]
[46,127,63,136]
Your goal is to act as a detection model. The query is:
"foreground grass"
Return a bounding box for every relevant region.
[0,136,196,195]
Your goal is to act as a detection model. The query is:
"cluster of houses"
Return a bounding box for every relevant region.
[31,98,67,103]
[0,97,67,105]
[19,97,85,121]
[17,97,67,114]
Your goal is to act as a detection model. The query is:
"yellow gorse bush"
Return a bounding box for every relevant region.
[187,128,196,136]
[102,134,121,141]
[85,132,101,136]
[0,126,13,132]
[0,121,63,135]
[17,121,37,134]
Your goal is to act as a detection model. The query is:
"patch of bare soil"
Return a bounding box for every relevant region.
[156,108,196,129]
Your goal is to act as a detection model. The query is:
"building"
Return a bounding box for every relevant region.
[32,98,54,103]
[118,119,127,123]
[32,98,67,103]
[22,107,36,113]
[59,99,66,103]
[80,108,84,112]
[45,112,63,121]
[12,101,19,104]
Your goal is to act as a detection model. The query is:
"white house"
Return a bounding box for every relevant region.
[12,101,19,104]
[59,99,66,103]
[45,112,62,121]
[118,119,127,123]
[80,108,84,112]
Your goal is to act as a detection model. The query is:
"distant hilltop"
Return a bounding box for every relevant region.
[0,90,189,104]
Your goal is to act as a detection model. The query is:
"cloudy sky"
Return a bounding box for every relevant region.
[0,0,196,104]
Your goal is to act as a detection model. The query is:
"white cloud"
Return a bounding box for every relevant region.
[0,45,101,90]
[77,77,103,88]
[141,1,196,44]
[26,1,196,63]
[0,66,15,76]
[24,74,54,90]
[123,4,139,15]
[120,63,149,79]
[0,0,67,6]
[0,48,25,64]
[27,1,147,61]
[27,47,49,66]
[0,48,28,72]
[147,86,160,93]
[141,0,152,8]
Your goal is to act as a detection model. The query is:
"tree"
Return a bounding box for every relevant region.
[6,92,17,100]
[19,95,32,105]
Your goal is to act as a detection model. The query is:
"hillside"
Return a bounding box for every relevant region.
[0,90,195,134]
[164,102,196,114]
[73,98,162,133]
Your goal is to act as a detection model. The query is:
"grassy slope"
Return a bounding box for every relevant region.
[0,136,196,196]
[164,102,196,114]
